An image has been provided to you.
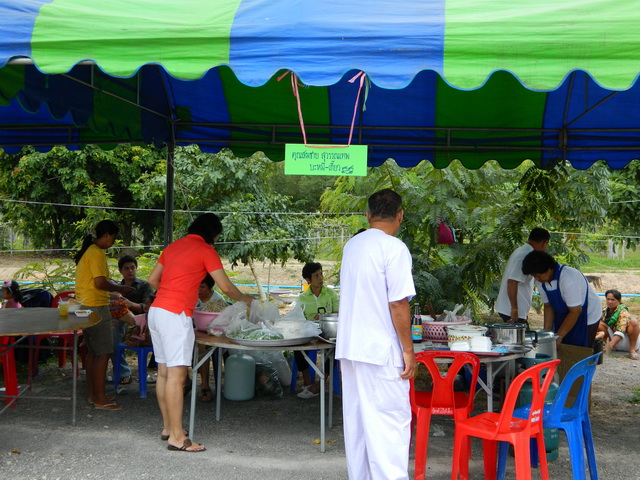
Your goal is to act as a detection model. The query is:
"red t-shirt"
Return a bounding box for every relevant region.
[152,234,223,316]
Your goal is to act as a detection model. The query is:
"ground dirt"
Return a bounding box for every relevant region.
[1,255,639,479]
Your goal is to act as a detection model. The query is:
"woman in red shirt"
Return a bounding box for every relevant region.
[148,213,253,452]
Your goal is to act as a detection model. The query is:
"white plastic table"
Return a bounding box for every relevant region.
[190,332,336,452]
[0,307,100,424]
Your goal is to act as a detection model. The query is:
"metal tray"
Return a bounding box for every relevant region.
[227,336,314,347]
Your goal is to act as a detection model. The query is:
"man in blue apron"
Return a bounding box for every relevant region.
[522,251,600,348]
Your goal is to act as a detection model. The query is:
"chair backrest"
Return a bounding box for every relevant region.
[410,351,480,412]
[52,290,75,308]
[20,288,54,308]
[547,352,601,421]
[497,359,560,435]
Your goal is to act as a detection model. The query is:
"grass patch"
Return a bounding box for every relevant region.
[629,387,640,405]
[581,250,640,273]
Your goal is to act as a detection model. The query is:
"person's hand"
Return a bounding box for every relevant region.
[555,335,563,353]
[400,351,416,380]
[119,285,135,295]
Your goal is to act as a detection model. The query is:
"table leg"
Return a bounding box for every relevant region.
[328,352,334,428]
[486,363,494,412]
[188,345,217,440]
[71,330,78,426]
[301,350,326,453]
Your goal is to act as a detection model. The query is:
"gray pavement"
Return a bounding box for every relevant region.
[1,357,638,479]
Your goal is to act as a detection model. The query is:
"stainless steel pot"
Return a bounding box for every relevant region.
[486,322,527,345]
[525,329,558,359]
[319,313,339,339]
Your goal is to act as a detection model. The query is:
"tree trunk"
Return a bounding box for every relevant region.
[247,257,267,301]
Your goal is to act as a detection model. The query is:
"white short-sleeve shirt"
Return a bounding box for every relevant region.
[336,228,416,367]
[537,265,601,325]
[496,243,534,318]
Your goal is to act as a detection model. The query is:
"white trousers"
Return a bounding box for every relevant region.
[341,359,411,480]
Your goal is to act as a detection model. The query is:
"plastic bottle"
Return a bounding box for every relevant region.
[412,304,423,343]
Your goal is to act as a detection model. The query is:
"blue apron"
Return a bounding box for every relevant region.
[540,263,589,347]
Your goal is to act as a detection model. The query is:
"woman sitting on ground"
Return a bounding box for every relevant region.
[596,289,640,360]
[295,262,339,399]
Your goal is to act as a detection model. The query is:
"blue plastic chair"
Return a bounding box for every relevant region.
[114,343,154,398]
[289,350,341,395]
[497,352,601,480]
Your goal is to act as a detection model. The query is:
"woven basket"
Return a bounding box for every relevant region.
[422,316,472,342]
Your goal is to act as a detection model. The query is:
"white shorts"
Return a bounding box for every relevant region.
[608,327,640,352]
[148,307,195,367]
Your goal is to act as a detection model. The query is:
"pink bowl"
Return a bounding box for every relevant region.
[192,311,221,332]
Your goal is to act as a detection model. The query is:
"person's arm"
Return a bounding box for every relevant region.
[389,297,416,380]
[210,269,253,306]
[555,305,582,340]
[148,263,163,291]
[93,276,134,295]
[506,279,520,322]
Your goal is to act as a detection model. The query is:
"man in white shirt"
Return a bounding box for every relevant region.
[336,189,416,480]
[496,228,550,323]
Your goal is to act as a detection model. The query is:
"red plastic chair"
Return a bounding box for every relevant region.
[32,291,86,375]
[0,336,18,406]
[410,351,480,480]
[451,359,560,480]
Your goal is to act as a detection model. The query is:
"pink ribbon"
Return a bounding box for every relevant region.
[277,71,366,148]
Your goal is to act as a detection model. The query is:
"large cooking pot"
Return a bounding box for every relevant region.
[319,313,338,339]
[524,329,559,359]
[486,322,527,345]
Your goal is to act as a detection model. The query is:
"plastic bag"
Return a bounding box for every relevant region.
[272,304,322,339]
[246,350,292,388]
[249,299,280,325]
[254,362,284,399]
[443,304,464,322]
[217,302,249,329]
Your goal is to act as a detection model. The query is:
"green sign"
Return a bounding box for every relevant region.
[284,144,368,176]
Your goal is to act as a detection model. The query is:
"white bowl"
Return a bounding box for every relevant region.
[75,310,92,317]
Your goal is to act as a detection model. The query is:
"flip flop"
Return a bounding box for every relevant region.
[87,395,116,404]
[160,429,189,441]
[94,402,123,411]
[167,439,206,452]
[630,353,639,360]
[119,375,132,385]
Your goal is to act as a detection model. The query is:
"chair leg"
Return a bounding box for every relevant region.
[483,439,498,480]
[1,350,18,406]
[451,430,467,480]
[413,410,432,480]
[137,349,148,398]
[57,337,68,367]
[582,418,599,480]
[565,422,587,480]
[534,434,547,480]
[496,441,509,480]
[113,344,122,392]
[513,437,533,480]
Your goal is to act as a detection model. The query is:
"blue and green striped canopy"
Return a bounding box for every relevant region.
[1,0,640,169]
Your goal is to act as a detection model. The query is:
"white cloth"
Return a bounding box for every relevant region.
[147,306,195,367]
[537,266,601,325]
[341,359,411,480]
[336,228,415,367]
[496,243,534,318]
[608,326,640,352]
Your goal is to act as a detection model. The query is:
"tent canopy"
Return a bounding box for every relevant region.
[1,0,640,169]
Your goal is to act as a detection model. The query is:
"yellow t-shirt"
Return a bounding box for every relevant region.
[75,244,110,307]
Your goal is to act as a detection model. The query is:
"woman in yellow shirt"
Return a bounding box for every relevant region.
[75,220,133,410]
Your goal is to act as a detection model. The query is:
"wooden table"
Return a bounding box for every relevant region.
[414,342,527,411]
[0,307,100,425]
[190,333,336,452]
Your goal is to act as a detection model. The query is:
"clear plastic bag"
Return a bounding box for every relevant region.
[254,361,284,399]
[245,350,292,388]
[272,304,322,339]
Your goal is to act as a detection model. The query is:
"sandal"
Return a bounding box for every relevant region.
[201,388,213,402]
[119,375,132,385]
[94,402,123,411]
[167,438,206,452]
[630,352,639,360]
